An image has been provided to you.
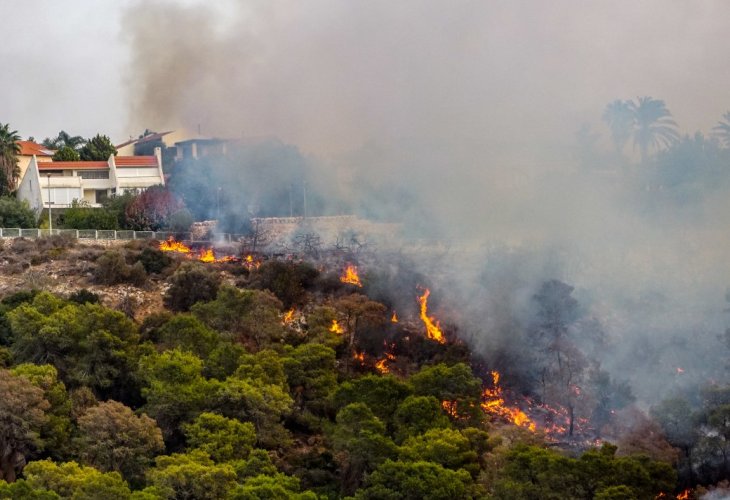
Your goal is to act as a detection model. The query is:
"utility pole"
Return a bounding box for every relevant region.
[303,181,307,219]
[47,174,52,233]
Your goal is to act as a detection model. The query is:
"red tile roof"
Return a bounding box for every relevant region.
[36,156,158,170]
[115,156,158,167]
[39,161,108,170]
[18,140,54,157]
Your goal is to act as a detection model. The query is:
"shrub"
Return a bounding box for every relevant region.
[68,289,100,305]
[93,250,147,286]
[61,200,118,230]
[164,262,221,312]
[0,197,36,228]
[137,247,173,274]
[251,261,319,309]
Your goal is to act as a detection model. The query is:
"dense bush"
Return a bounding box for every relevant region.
[93,250,147,286]
[0,196,36,228]
[251,260,319,308]
[137,246,173,274]
[61,200,118,230]
[164,262,221,312]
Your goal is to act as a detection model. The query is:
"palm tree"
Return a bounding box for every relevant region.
[0,123,21,193]
[712,111,730,148]
[42,130,86,150]
[627,96,679,164]
[602,99,634,155]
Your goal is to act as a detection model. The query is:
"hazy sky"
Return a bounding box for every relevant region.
[2,0,729,154]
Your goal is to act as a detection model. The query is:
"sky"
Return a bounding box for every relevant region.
[1,0,729,153]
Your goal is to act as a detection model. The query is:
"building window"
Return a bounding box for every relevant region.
[78,170,109,179]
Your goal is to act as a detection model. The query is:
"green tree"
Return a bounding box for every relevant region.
[42,131,85,151]
[156,314,220,359]
[51,146,80,162]
[138,349,218,440]
[400,428,481,477]
[251,261,319,309]
[10,364,72,461]
[0,370,50,482]
[354,459,475,500]
[183,412,256,463]
[282,343,338,421]
[392,396,450,443]
[228,473,318,500]
[78,134,117,161]
[330,403,398,495]
[8,293,140,398]
[76,401,164,484]
[0,123,21,193]
[164,263,221,312]
[332,374,413,426]
[628,96,680,164]
[23,460,131,499]
[0,197,37,228]
[409,363,483,424]
[191,286,285,348]
[146,450,237,500]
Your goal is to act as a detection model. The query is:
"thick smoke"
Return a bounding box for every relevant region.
[122,1,730,406]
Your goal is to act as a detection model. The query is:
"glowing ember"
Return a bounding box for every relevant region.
[441,400,459,418]
[676,367,685,374]
[243,255,261,270]
[391,311,398,323]
[282,309,296,324]
[676,489,691,500]
[482,371,536,432]
[329,319,344,334]
[159,237,191,253]
[353,351,365,363]
[340,264,363,287]
[417,288,446,344]
[374,352,396,374]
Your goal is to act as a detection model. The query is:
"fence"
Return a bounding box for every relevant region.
[0,228,241,243]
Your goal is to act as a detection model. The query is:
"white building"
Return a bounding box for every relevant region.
[17,149,165,216]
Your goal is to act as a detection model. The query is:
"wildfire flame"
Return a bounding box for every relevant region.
[441,400,460,419]
[198,248,216,263]
[391,311,398,323]
[374,352,396,374]
[282,309,295,325]
[243,255,261,270]
[353,351,365,363]
[159,237,191,253]
[676,489,691,500]
[417,288,445,344]
[329,319,344,334]
[340,264,363,287]
[482,371,536,432]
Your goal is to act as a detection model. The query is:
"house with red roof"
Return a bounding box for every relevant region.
[17,148,165,216]
[16,140,55,186]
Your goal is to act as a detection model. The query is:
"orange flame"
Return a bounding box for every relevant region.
[676,489,691,500]
[243,255,261,270]
[353,351,365,363]
[391,311,398,323]
[198,248,216,263]
[374,352,396,374]
[282,309,295,324]
[329,319,344,334]
[159,237,191,253]
[482,371,536,432]
[417,289,445,344]
[340,264,363,287]
[441,400,460,418]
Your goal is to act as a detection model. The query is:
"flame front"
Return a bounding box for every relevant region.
[374,352,396,374]
[340,264,363,287]
[159,237,191,253]
[329,319,344,334]
[417,289,445,344]
[676,489,691,500]
[482,371,536,432]
[391,311,398,323]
